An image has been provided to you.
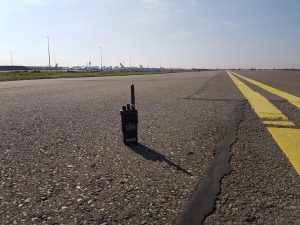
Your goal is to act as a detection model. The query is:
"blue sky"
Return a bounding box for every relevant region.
[0,0,299,68]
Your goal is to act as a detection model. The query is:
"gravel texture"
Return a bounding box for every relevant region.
[204,73,300,225]
[175,104,243,225]
[1,71,299,225]
[0,72,237,224]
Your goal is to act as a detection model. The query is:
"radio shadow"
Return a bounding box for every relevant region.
[127,143,193,176]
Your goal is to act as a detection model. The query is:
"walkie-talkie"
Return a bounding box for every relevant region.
[120,84,138,144]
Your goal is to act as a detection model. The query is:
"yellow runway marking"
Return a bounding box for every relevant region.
[228,72,288,120]
[263,121,295,126]
[268,128,300,174]
[231,71,300,110]
[228,71,300,175]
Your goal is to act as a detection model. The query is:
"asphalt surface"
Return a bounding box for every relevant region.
[239,70,300,96]
[0,70,299,224]
[205,70,300,225]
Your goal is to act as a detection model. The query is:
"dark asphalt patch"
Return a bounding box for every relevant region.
[186,72,221,99]
[187,71,244,101]
[174,104,243,225]
[205,102,300,225]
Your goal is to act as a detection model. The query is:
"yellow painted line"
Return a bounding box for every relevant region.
[268,128,300,175]
[263,121,295,126]
[228,71,300,175]
[231,71,300,110]
[228,72,288,120]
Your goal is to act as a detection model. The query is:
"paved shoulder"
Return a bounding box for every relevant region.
[205,71,300,224]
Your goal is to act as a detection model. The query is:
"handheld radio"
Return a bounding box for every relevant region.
[120,84,138,144]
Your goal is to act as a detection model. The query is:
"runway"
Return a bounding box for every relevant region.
[0,71,299,224]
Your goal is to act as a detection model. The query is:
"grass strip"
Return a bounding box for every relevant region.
[0,70,179,81]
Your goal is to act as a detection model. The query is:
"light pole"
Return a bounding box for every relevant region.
[10,50,13,67]
[46,35,51,68]
[129,52,132,69]
[99,46,103,70]
[54,54,57,68]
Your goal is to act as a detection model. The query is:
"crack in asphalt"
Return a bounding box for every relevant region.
[186,72,223,99]
[173,103,243,225]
